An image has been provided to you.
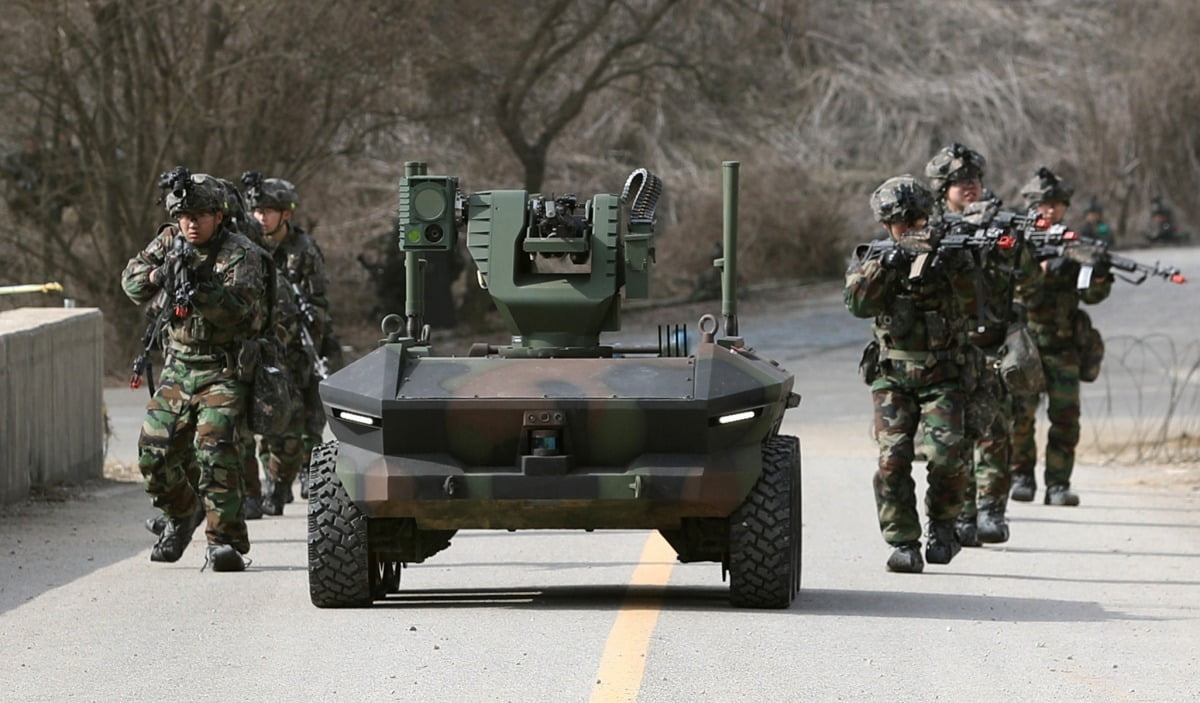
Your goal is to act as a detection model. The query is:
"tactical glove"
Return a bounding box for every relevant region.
[881,246,910,271]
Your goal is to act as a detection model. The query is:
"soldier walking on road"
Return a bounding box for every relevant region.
[926,143,1041,547]
[1011,168,1113,506]
[242,172,329,513]
[122,170,266,572]
[845,176,979,573]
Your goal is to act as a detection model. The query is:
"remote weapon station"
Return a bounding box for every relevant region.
[309,161,801,608]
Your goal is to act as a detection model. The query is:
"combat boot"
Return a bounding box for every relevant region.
[144,514,167,536]
[977,503,1010,543]
[204,544,246,572]
[924,519,961,565]
[260,478,287,517]
[149,502,205,563]
[886,542,924,573]
[955,515,981,547]
[1010,473,1036,502]
[243,495,264,520]
[1044,484,1080,506]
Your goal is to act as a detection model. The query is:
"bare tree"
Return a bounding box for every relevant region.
[0,0,414,360]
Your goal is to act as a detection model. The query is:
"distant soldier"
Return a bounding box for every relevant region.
[242,171,328,511]
[122,169,265,571]
[1077,197,1114,247]
[1143,196,1191,245]
[845,175,978,573]
[1011,168,1113,506]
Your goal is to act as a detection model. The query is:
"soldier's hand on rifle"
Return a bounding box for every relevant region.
[880,246,910,271]
[149,263,170,286]
[1043,256,1070,276]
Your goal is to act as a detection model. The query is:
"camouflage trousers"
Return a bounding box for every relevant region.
[871,381,968,545]
[962,352,1014,516]
[258,392,307,487]
[1011,347,1081,488]
[137,358,250,553]
[182,420,259,499]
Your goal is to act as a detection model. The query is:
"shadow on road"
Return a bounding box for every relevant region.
[797,587,1143,622]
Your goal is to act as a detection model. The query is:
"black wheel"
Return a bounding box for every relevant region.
[307,440,373,608]
[728,434,802,609]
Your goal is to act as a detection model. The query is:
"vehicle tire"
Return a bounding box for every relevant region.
[728,434,802,609]
[308,440,373,607]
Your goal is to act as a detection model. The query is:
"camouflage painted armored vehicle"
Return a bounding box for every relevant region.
[309,161,801,608]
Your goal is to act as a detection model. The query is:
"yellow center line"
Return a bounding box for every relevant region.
[588,532,677,703]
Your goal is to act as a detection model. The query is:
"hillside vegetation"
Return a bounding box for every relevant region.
[1,0,1196,368]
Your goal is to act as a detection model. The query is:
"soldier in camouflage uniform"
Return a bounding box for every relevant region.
[924,142,991,224]
[243,172,328,513]
[1011,168,1113,506]
[122,170,266,572]
[845,176,979,573]
[1078,197,1114,247]
[140,178,296,535]
[926,143,1041,546]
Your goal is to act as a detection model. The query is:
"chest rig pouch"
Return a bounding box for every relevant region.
[879,294,916,340]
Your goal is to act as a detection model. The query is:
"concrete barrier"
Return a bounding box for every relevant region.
[0,308,105,504]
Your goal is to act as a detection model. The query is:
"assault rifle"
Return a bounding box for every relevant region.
[1025,225,1187,287]
[288,278,330,380]
[129,236,197,394]
[875,213,1025,283]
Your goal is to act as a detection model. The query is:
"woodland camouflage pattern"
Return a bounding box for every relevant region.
[320,343,795,532]
[845,228,979,545]
[261,221,328,479]
[1011,255,1112,488]
[960,211,1042,518]
[924,142,986,193]
[122,223,265,551]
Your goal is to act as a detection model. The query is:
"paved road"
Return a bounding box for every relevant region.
[1,246,1197,702]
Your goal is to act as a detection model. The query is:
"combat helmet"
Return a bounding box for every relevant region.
[1020,166,1074,208]
[215,177,248,219]
[241,170,298,211]
[871,175,935,224]
[1084,196,1103,215]
[924,142,986,193]
[1149,195,1172,218]
[158,166,227,217]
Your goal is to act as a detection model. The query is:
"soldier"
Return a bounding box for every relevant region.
[122,169,265,572]
[955,201,1042,547]
[924,142,992,223]
[1078,197,1114,246]
[242,171,328,512]
[845,175,978,573]
[1011,167,1113,506]
[1143,196,1191,244]
[923,141,1029,546]
[140,177,297,534]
